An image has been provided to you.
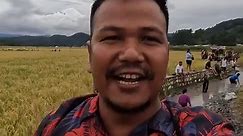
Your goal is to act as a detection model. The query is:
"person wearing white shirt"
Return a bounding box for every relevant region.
[175,61,184,75]
[221,58,227,72]
[230,59,236,70]
[185,49,193,72]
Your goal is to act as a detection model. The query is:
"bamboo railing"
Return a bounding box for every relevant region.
[162,67,234,94]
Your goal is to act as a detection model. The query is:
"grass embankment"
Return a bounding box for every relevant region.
[0,48,204,136]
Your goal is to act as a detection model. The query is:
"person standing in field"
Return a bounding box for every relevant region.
[230,59,236,70]
[178,89,191,107]
[221,57,227,73]
[214,59,222,79]
[202,58,212,93]
[185,49,193,72]
[35,0,234,135]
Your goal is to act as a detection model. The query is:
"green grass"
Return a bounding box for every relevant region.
[0,47,216,136]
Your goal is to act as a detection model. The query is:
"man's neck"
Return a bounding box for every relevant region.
[99,97,161,136]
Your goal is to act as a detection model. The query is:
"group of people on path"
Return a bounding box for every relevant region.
[177,54,240,109]
[175,49,240,92]
[176,47,240,109]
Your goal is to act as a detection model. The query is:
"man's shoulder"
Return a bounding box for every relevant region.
[52,93,97,116]
[177,106,234,135]
[34,94,98,136]
[178,106,223,124]
[164,100,226,125]
[163,100,234,135]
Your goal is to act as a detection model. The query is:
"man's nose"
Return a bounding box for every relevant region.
[118,40,145,63]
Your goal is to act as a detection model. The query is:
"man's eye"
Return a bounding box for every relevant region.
[100,36,120,42]
[142,36,161,43]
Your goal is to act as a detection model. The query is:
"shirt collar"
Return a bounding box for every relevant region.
[83,96,176,136]
[131,101,175,136]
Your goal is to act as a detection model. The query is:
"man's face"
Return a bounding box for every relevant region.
[89,0,169,112]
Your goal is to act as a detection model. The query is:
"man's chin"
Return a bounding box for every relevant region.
[103,97,151,114]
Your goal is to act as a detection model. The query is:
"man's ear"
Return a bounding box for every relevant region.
[87,43,92,73]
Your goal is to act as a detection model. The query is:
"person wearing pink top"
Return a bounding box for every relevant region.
[178,89,191,107]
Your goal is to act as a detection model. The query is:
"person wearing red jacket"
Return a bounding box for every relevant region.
[35,0,234,135]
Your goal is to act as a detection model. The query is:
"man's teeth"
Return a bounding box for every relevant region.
[117,74,141,85]
[119,74,140,79]
[119,81,139,85]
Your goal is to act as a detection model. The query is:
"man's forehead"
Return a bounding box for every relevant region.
[92,0,166,34]
[95,0,161,15]
[100,0,155,5]
[94,0,163,18]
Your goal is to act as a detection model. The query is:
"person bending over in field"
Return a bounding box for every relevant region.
[229,72,240,85]
[35,0,235,135]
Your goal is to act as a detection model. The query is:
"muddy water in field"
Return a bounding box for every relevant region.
[170,71,243,106]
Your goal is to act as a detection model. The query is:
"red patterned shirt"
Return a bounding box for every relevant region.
[34,94,234,136]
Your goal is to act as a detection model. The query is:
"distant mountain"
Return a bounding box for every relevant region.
[0,33,21,38]
[203,18,243,45]
[0,32,90,46]
[169,18,243,46]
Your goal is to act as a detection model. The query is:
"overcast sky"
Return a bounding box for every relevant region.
[0,0,242,36]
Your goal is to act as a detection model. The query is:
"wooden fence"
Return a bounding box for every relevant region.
[162,67,234,95]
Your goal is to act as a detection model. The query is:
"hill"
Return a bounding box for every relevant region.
[169,18,243,46]
[0,33,21,38]
[0,32,90,47]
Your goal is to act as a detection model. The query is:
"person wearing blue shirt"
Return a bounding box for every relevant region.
[229,72,240,84]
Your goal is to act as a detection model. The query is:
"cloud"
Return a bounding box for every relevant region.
[168,0,243,32]
[0,0,92,35]
[0,0,242,35]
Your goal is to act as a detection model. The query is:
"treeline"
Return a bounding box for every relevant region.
[0,32,90,47]
[168,18,243,46]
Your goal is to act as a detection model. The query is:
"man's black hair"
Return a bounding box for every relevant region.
[182,89,187,94]
[90,0,169,36]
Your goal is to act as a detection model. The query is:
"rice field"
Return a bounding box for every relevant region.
[0,47,206,136]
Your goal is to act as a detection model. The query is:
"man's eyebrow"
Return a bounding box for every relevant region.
[140,27,165,35]
[98,26,124,33]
